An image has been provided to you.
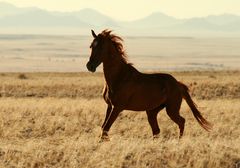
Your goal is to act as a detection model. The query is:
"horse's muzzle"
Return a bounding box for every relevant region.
[86,61,96,72]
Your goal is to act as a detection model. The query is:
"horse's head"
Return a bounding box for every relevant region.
[86,30,105,72]
[87,29,126,72]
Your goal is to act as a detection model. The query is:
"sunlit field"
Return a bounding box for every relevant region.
[0,71,239,168]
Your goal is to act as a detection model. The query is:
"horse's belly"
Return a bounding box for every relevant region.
[128,93,166,111]
[113,86,167,111]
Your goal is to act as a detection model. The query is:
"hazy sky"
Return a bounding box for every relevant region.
[3,0,240,20]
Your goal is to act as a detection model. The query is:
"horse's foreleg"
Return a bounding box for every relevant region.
[100,107,122,141]
[99,104,112,142]
[101,104,112,129]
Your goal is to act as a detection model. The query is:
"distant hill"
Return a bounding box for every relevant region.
[205,14,240,25]
[0,2,38,17]
[0,2,240,36]
[0,2,23,16]
[70,8,119,27]
[0,9,91,27]
[122,12,181,28]
[172,18,219,30]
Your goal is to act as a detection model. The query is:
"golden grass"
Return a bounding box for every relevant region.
[0,71,239,168]
[0,71,239,99]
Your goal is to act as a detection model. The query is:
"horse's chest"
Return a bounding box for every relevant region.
[103,85,132,106]
[103,85,115,104]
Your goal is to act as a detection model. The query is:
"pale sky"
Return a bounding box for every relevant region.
[2,0,240,21]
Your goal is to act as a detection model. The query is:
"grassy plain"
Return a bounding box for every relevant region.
[0,71,239,168]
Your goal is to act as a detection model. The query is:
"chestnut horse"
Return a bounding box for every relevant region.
[86,29,212,140]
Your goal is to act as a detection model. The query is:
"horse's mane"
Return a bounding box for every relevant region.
[100,29,129,63]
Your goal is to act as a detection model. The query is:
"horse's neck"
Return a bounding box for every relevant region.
[103,57,128,91]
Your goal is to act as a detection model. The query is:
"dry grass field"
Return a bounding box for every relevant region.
[0,71,239,168]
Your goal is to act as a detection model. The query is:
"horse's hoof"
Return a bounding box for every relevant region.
[98,135,110,143]
[153,134,160,140]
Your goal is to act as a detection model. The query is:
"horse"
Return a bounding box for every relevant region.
[86,29,212,141]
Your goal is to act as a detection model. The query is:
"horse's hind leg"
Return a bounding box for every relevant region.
[146,104,165,138]
[166,98,185,138]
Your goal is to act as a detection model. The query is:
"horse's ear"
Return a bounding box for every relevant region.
[91,30,97,38]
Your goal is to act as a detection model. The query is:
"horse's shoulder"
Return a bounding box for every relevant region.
[102,84,112,104]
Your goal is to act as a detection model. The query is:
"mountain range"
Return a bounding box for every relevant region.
[1,2,240,36]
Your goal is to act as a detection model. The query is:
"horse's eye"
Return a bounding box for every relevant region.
[93,41,98,47]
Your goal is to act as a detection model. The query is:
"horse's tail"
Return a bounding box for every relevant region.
[178,82,213,131]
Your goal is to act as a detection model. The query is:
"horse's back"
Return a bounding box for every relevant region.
[139,72,179,86]
[138,72,183,100]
